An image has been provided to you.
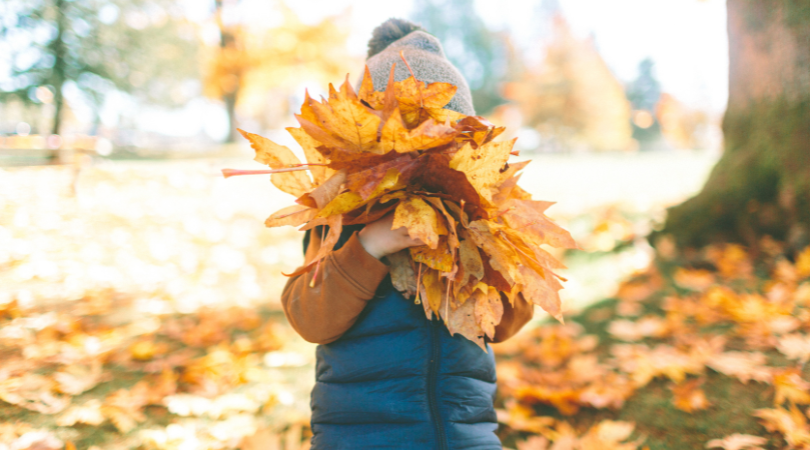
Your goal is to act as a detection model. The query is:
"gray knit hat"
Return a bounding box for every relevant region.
[359,19,476,116]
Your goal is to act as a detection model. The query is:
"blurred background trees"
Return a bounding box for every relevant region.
[0,0,199,137]
[411,0,507,115]
[204,2,352,142]
[0,0,727,157]
[502,15,633,152]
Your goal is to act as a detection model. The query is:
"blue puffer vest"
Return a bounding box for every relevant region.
[304,226,501,450]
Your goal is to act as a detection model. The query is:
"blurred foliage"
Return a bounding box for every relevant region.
[203,3,354,142]
[411,0,508,115]
[0,0,199,134]
[626,58,663,148]
[503,16,633,152]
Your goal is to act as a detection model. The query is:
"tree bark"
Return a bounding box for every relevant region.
[658,0,810,252]
[48,0,67,163]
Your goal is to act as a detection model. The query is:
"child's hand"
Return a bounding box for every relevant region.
[358,213,425,259]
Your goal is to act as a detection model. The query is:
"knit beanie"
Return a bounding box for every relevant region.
[360,18,476,116]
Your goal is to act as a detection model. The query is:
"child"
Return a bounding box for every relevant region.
[281,18,534,450]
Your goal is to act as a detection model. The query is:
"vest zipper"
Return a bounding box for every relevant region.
[428,318,449,450]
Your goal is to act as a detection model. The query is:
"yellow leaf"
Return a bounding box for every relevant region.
[458,238,484,287]
[317,191,365,218]
[503,199,578,249]
[474,286,503,340]
[755,405,810,448]
[264,205,315,228]
[423,269,445,314]
[310,93,381,153]
[774,368,810,405]
[705,434,767,450]
[411,239,454,273]
[286,126,334,185]
[449,139,514,201]
[57,400,106,427]
[392,196,440,249]
[358,65,385,109]
[238,128,313,197]
[519,264,564,322]
[797,246,810,278]
[380,109,456,153]
[670,378,711,412]
[466,220,521,286]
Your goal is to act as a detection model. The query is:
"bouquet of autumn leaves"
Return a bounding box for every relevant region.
[223,62,577,350]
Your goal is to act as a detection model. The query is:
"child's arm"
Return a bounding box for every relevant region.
[281,214,423,344]
[280,215,533,344]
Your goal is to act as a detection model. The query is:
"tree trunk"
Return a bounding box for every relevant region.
[49,0,67,163]
[216,0,239,143]
[658,0,810,252]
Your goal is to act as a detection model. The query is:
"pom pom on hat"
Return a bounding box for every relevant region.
[362,18,476,116]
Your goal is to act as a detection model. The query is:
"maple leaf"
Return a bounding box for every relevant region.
[53,361,105,395]
[778,334,810,364]
[286,126,334,185]
[578,420,641,450]
[264,205,316,228]
[797,246,810,278]
[386,250,418,298]
[774,368,810,405]
[755,405,810,448]
[380,109,456,153]
[0,374,69,415]
[101,382,150,433]
[671,378,711,412]
[238,129,313,197]
[705,434,767,450]
[224,66,575,348]
[474,285,504,340]
[674,268,716,291]
[449,139,514,202]
[608,316,668,342]
[393,196,440,249]
[57,399,106,427]
[705,351,773,384]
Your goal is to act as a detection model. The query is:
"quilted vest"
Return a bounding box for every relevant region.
[305,226,502,450]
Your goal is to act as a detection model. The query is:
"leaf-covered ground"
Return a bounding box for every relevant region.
[0,154,747,450]
[497,243,810,450]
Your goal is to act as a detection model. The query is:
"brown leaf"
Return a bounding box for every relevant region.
[440,290,486,351]
[299,169,346,210]
[474,285,504,340]
[386,250,417,298]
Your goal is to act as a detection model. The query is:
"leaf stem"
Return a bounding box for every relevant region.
[221,167,310,178]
